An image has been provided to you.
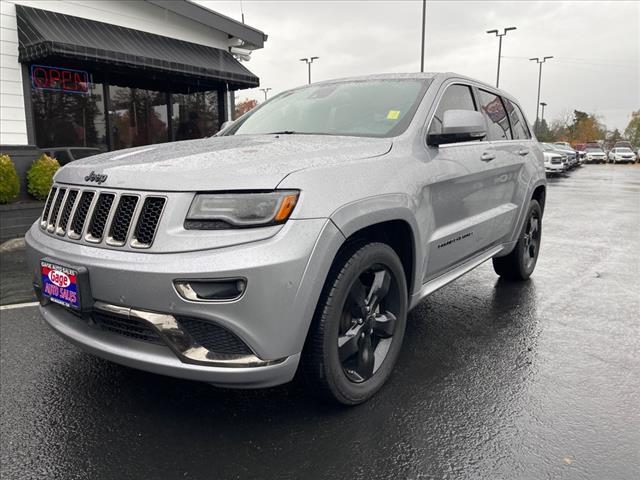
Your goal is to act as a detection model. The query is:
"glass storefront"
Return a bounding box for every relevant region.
[172,91,220,140]
[31,72,107,151]
[29,64,223,153]
[109,86,169,150]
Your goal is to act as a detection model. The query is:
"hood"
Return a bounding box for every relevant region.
[54,135,392,191]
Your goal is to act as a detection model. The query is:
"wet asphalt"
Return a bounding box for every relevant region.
[1,165,639,480]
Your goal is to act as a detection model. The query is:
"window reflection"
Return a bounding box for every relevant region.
[31,76,106,150]
[109,86,168,150]
[172,91,220,140]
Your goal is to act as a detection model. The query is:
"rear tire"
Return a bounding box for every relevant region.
[492,199,542,281]
[302,242,407,405]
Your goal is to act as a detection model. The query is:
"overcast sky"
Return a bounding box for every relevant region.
[198,1,639,131]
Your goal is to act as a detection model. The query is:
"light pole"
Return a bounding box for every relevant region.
[300,57,319,84]
[260,88,272,101]
[486,27,516,88]
[540,102,547,122]
[530,56,553,133]
[420,0,426,72]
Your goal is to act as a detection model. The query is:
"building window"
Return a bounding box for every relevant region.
[109,86,169,150]
[172,91,220,140]
[30,67,107,151]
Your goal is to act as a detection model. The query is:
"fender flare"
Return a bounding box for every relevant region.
[329,194,423,295]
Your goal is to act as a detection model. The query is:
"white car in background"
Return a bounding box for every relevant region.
[584,147,607,164]
[542,143,566,174]
[608,147,636,164]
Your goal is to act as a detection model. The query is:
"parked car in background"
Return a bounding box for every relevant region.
[542,144,565,175]
[544,143,569,169]
[43,147,104,166]
[573,143,587,161]
[608,147,636,164]
[25,73,546,405]
[613,141,633,150]
[584,146,607,164]
[553,143,579,168]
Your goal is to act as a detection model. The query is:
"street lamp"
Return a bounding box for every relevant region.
[540,102,547,122]
[300,57,319,84]
[260,88,272,101]
[486,27,516,88]
[420,0,426,72]
[529,56,553,134]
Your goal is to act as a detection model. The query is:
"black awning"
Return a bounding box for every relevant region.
[16,5,259,88]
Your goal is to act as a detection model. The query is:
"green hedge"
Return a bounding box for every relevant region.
[0,154,21,204]
[27,154,60,201]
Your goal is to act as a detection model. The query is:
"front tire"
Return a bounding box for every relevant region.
[302,242,407,405]
[492,199,542,281]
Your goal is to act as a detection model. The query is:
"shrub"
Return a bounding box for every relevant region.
[27,154,59,201]
[0,154,20,204]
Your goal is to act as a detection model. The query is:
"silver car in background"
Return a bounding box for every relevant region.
[25,73,546,404]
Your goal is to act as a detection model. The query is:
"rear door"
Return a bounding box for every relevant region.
[493,96,534,241]
[421,83,514,280]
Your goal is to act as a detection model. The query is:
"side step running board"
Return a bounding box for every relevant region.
[409,245,505,310]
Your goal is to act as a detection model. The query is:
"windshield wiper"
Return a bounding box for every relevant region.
[266,131,300,135]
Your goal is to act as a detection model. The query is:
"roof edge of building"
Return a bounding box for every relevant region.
[146,0,267,49]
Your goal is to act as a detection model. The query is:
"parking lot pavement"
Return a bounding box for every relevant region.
[1,165,639,480]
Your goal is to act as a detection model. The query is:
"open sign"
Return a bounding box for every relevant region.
[31,65,90,94]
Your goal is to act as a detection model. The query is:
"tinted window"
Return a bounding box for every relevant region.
[50,150,72,165]
[504,98,531,139]
[478,89,512,141]
[428,84,476,135]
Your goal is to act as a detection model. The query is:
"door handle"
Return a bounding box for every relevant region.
[518,149,530,156]
[481,152,496,162]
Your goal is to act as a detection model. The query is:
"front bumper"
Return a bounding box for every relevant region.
[545,164,564,173]
[26,217,345,387]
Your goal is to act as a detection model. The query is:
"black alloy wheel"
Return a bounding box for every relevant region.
[338,265,399,383]
[303,242,407,405]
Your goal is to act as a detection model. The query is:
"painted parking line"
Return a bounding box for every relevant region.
[0,301,39,311]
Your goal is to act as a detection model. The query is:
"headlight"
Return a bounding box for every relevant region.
[185,191,299,229]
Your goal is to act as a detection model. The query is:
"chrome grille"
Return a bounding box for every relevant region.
[86,193,115,242]
[69,191,95,239]
[46,188,66,232]
[132,197,166,248]
[40,184,166,249]
[57,190,78,235]
[40,187,57,229]
[107,195,139,246]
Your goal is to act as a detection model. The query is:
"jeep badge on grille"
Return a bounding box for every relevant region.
[85,171,108,184]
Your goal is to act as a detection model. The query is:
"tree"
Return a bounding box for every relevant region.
[234,98,258,119]
[606,128,623,149]
[549,110,605,146]
[624,110,640,148]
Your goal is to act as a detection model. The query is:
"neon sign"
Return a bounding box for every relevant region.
[31,65,90,94]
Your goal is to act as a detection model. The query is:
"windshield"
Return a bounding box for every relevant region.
[542,143,558,152]
[616,148,632,153]
[225,79,431,138]
[586,147,603,152]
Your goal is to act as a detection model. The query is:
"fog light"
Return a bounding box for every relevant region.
[174,279,246,302]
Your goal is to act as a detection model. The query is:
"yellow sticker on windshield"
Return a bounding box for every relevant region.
[387,110,401,120]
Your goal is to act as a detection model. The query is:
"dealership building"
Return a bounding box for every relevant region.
[0,0,265,239]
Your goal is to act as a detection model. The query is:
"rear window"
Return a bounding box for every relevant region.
[504,98,531,140]
[478,89,511,141]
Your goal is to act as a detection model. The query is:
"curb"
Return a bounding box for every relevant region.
[0,237,25,252]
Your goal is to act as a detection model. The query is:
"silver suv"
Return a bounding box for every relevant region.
[26,73,546,404]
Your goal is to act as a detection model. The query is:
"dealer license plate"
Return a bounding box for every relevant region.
[41,261,80,309]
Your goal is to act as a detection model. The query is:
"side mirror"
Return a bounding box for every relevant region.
[428,109,486,146]
[219,120,234,131]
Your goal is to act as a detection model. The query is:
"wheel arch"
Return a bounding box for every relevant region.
[329,194,421,297]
